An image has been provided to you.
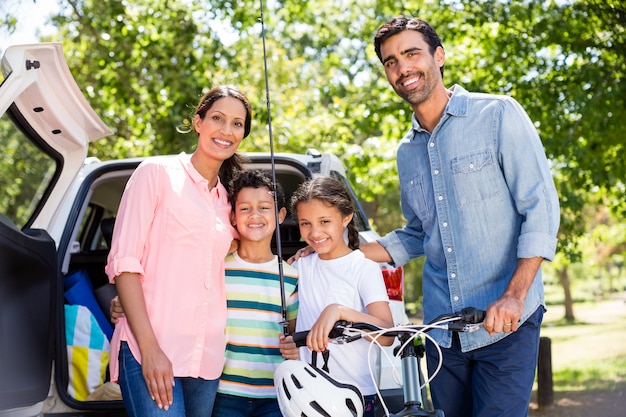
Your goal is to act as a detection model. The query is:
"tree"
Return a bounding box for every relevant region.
[435,0,625,319]
[3,0,625,316]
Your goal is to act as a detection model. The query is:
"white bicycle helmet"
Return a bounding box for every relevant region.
[274,359,365,417]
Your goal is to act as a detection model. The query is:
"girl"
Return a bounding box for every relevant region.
[286,176,394,417]
[105,85,251,417]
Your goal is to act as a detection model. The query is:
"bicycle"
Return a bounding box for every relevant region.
[280,307,485,417]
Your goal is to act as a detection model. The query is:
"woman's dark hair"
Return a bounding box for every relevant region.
[290,176,360,250]
[228,169,285,210]
[195,85,253,187]
[374,16,445,77]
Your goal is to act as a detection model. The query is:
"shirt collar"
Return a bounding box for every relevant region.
[411,84,469,132]
[178,152,226,198]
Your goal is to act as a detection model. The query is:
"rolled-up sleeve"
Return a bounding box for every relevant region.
[105,161,159,282]
[499,98,560,261]
[378,226,425,267]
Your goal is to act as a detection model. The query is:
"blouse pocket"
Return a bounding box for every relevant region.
[165,208,206,247]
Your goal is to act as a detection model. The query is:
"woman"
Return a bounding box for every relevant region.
[105,85,252,417]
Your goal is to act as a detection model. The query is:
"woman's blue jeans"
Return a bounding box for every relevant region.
[118,342,219,417]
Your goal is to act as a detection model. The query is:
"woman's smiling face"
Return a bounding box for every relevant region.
[194,96,247,162]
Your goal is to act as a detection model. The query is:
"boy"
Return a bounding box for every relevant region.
[213,170,298,417]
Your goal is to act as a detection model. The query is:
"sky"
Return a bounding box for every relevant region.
[0,0,60,53]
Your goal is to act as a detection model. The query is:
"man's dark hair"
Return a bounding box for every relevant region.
[374,16,445,77]
[228,169,285,210]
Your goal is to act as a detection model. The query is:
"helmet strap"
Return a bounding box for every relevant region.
[311,350,331,373]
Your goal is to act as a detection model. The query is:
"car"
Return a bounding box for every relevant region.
[0,43,406,416]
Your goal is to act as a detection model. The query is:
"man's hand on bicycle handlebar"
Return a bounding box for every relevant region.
[483,295,524,336]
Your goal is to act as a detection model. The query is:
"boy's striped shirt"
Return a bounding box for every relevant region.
[218,252,299,398]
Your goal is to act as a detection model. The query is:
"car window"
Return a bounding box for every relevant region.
[0,96,58,229]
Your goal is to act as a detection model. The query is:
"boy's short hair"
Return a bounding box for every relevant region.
[228,169,285,209]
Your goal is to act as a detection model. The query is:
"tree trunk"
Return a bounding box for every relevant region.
[557,267,575,321]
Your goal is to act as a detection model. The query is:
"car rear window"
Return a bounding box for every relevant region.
[0,95,58,229]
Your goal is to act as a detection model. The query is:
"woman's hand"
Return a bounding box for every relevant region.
[140,344,175,410]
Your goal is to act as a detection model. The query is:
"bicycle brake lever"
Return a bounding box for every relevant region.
[335,334,362,344]
[465,323,484,332]
[329,320,350,338]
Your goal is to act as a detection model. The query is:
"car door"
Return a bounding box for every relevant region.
[0,43,112,414]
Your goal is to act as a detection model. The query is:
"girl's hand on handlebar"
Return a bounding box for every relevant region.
[483,295,524,336]
[279,334,299,360]
[307,304,343,352]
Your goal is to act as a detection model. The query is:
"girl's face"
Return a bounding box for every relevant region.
[296,198,353,260]
[194,96,247,162]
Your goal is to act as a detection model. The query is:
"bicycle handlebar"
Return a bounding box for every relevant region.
[292,306,486,347]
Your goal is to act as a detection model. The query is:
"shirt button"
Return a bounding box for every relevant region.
[469,163,474,169]
[453,296,459,301]
[434,169,439,175]
[429,142,435,147]
[438,196,443,201]
[442,222,448,227]
[447,247,452,252]
[451,273,456,278]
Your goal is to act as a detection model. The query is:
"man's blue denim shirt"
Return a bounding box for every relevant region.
[378,85,560,352]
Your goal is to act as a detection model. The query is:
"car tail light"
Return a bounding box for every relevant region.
[382,266,404,301]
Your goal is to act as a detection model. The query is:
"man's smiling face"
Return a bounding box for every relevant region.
[380,30,444,107]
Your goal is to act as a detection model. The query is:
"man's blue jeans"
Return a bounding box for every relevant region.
[118,342,219,417]
[426,306,544,417]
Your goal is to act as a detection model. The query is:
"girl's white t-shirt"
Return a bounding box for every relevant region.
[294,249,390,396]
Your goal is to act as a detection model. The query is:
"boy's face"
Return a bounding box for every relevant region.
[231,186,285,243]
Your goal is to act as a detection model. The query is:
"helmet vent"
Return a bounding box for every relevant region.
[290,374,303,389]
[346,398,358,416]
[309,401,332,417]
[282,379,292,399]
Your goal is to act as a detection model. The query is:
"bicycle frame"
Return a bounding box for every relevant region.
[389,328,442,417]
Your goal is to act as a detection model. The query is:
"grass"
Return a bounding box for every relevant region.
[538,296,626,386]
[528,293,626,416]
[406,289,626,415]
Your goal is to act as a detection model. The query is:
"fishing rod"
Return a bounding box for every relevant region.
[259,0,289,336]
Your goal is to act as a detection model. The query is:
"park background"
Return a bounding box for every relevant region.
[2,0,625,414]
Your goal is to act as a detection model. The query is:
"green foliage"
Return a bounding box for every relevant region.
[4,0,626,306]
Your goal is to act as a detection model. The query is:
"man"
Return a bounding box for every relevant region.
[360,16,560,417]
